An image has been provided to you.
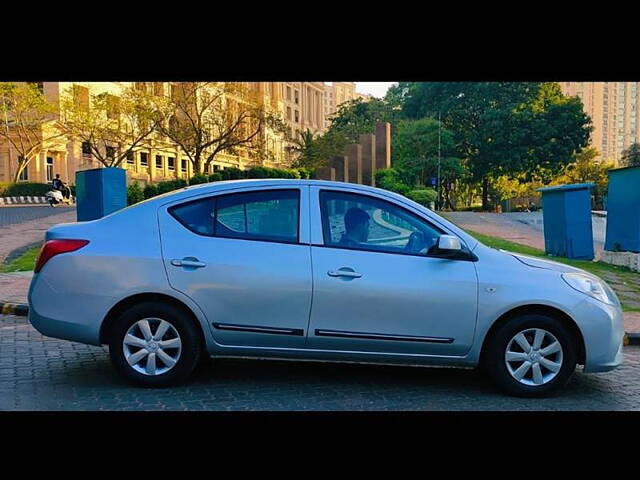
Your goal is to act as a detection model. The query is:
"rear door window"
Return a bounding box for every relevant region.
[169,189,300,244]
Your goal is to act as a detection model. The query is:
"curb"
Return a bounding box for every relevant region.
[1,300,640,347]
[626,333,640,346]
[0,302,29,316]
[0,196,75,205]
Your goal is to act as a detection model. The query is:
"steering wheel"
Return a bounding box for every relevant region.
[405,231,440,255]
[405,232,425,253]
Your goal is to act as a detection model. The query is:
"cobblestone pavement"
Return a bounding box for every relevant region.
[1,314,638,411]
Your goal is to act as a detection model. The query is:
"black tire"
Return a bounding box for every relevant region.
[108,302,203,387]
[483,314,577,398]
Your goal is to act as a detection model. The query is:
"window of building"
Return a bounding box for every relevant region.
[286,86,292,101]
[156,155,163,169]
[28,82,44,94]
[46,157,54,182]
[126,152,135,164]
[153,83,164,96]
[106,146,115,162]
[181,159,188,173]
[140,152,148,166]
[287,107,291,120]
[294,90,299,104]
[294,110,299,123]
[319,190,445,257]
[168,157,175,170]
[82,141,92,157]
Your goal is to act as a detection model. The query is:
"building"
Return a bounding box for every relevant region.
[281,82,327,164]
[560,82,640,165]
[0,82,288,186]
[323,82,373,129]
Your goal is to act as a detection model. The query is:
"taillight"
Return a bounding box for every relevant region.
[34,239,90,273]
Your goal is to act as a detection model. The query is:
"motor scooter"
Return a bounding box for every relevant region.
[46,187,72,207]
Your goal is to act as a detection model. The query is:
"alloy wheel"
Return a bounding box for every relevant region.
[123,318,183,376]
[504,328,563,387]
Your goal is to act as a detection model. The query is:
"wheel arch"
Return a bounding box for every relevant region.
[479,304,586,366]
[99,292,207,350]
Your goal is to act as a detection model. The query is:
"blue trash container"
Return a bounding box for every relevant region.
[75,167,127,222]
[605,165,640,253]
[538,183,594,260]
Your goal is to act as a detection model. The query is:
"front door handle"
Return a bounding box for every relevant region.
[171,258,207,269]
[328,268,362,278]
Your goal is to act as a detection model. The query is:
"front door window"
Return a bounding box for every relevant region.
[319,190,443,256]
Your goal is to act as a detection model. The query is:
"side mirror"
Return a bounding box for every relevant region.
[437,235,462,251]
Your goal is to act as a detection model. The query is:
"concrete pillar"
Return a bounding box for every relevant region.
[63,151,71,185]
[315,165,335,181]
[331,156,349,182]
[359,133,376,187]
[345,144,362,185]
[148,150,155,182]
[375,122,391,170]
[37,150,46,181]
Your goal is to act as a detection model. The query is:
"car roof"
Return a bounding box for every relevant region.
[151,179,408,202]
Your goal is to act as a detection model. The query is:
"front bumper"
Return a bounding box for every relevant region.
[576,298,625,373]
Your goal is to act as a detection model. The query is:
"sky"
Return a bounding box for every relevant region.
[355,82,396,99]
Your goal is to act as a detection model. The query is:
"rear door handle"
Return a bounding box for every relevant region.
[171,258,207,268]
[328,269,362,278]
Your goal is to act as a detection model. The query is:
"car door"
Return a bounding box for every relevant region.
[158,185,312,349]
[306,186,478,357]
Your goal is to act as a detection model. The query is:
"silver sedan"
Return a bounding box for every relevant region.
[28,179,624,397]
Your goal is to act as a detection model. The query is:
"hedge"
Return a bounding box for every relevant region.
[406,188,437,207]
[2,182,52,197]
[375,169,411,196]
[126,166,316,205]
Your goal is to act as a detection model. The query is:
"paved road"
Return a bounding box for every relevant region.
[1,314,638,411]
[0,206,75,229]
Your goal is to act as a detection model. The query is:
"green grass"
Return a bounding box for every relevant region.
[0,246,41,273]
[465,229,640,312]
[466,229,636,276]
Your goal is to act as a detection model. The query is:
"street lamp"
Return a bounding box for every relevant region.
[437,110,441,211]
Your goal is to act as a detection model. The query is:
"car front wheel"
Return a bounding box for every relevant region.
[108,302,202,387]
[484,314,577,397]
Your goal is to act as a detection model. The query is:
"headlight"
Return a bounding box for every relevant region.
[561,272,620,306]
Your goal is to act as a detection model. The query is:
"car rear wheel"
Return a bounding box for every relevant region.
[108,302,202,387]
[484,314,577,397]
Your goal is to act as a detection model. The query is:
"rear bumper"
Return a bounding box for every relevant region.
[28,302,102,346]
[27,272,108,346]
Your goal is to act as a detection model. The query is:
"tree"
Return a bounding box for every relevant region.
[152,83,287,174]
[326,97,401,148]
[621,142,640,167]
[391,118,464,209]
[0,82,67,182]
[286,128,346,169]
[553,147,613,209]
[58,84,166,168]
[399,82,592,210]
